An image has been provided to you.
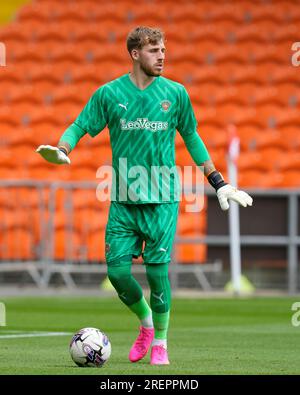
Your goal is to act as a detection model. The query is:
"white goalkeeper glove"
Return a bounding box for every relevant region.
[207,170,253,211]
[217,184,253,211]
[36,145,71,165]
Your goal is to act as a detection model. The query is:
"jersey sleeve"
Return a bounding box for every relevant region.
[74,86,108,137]
[176,86,198,138]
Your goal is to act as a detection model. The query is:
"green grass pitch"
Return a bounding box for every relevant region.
[0,295,299,375]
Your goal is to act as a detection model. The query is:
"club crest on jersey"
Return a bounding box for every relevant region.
[160,100,171,112]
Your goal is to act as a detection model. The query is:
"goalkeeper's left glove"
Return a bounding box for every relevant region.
[207,171,253,211]
[36,145,71,165]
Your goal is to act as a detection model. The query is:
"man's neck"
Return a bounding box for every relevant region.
[129,69,156,90]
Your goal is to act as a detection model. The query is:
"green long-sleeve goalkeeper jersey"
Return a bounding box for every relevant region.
[61,73,210,203]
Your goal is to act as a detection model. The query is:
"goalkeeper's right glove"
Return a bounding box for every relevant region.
[36,145,71,165]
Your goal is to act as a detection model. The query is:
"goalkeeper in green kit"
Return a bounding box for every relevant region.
[37,27,253,365]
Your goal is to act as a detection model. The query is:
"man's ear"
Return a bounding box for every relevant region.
[131,49,139,61]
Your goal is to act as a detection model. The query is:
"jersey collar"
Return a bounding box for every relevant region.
[125,73,160,93]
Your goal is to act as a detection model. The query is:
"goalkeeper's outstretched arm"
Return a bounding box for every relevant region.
[36,86,107,164]
[183,132,253,211]
[36,123,86,165]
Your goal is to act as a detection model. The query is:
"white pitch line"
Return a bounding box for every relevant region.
[0,332,72,339]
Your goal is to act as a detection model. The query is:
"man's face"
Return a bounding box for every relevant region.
[133,40,166,76]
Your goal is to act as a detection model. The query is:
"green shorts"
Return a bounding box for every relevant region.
[105,202,179,265]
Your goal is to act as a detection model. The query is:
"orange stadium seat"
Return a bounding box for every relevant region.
[280,171,300,188]
[272,66,300,85]
[29,64,62,84]
[0,23,27,46]
[273,23,298,43]
[33,22,67,43]
[255,103,282,128]
[233,66,266,86]
[61,1,113,23]
[168,3,204,23]
[9,19,45,42]
[233,82,263,104]
[176,146,194,167]
[186,85,211,106]
[0,106,19,127]
[71,64,110,85]
[67,167,98,181]
[237,151,269,172]
[208,2,246,22]
[177,211,206,235]
[66,22,104,43]
[9,127,40,149]
[214,43,257,65]
[194,84,224,105]
[211,19,241,40]
[238,126,280,151]
[254,43,292,65]
[250,3,282,23]
[51,85,85,106]
[238,170,283,188]
[234,108,264,129]
[257,147,285,172]
[0,67,22,85]
[16,2,53,22]
[0,229,33,260]
[175,243,207,264]
[184,0,216,19]
[276,83,300,107]
[199,127,228,151]
[49,44,86,64]
[278,126,300,150]
[69,190,105,211]
[53,228,83,261]
[11,102,43,127]
[0,164,19,180]
[276,108,300,129]
[277,152,300,172]
[52,3,87,24]
[27,161,70,182]
[215,86,247,106]
[124,3,168,25]
[215,103,244,126]
[86,229,106,262]
[276,2,300,23]
[191,65,229,85]
[8,43,45,64]
[8,85,42,106]
[234,23,272,44]
[74,207,107,234]
[252,86,281,106]
[175,203,207,264]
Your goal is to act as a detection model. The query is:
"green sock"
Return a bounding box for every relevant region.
[152,311,170,339]
[128,296,152,325]
[145,263,171,339]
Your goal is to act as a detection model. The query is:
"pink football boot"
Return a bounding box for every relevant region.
[150,345,170,365]
[129,326,154,362]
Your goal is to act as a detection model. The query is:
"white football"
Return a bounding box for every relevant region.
[69,327,111,367]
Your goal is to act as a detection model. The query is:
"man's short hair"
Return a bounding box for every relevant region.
[127,26,165,56]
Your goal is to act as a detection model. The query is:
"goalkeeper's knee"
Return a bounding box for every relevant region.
[107,255,142,306]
